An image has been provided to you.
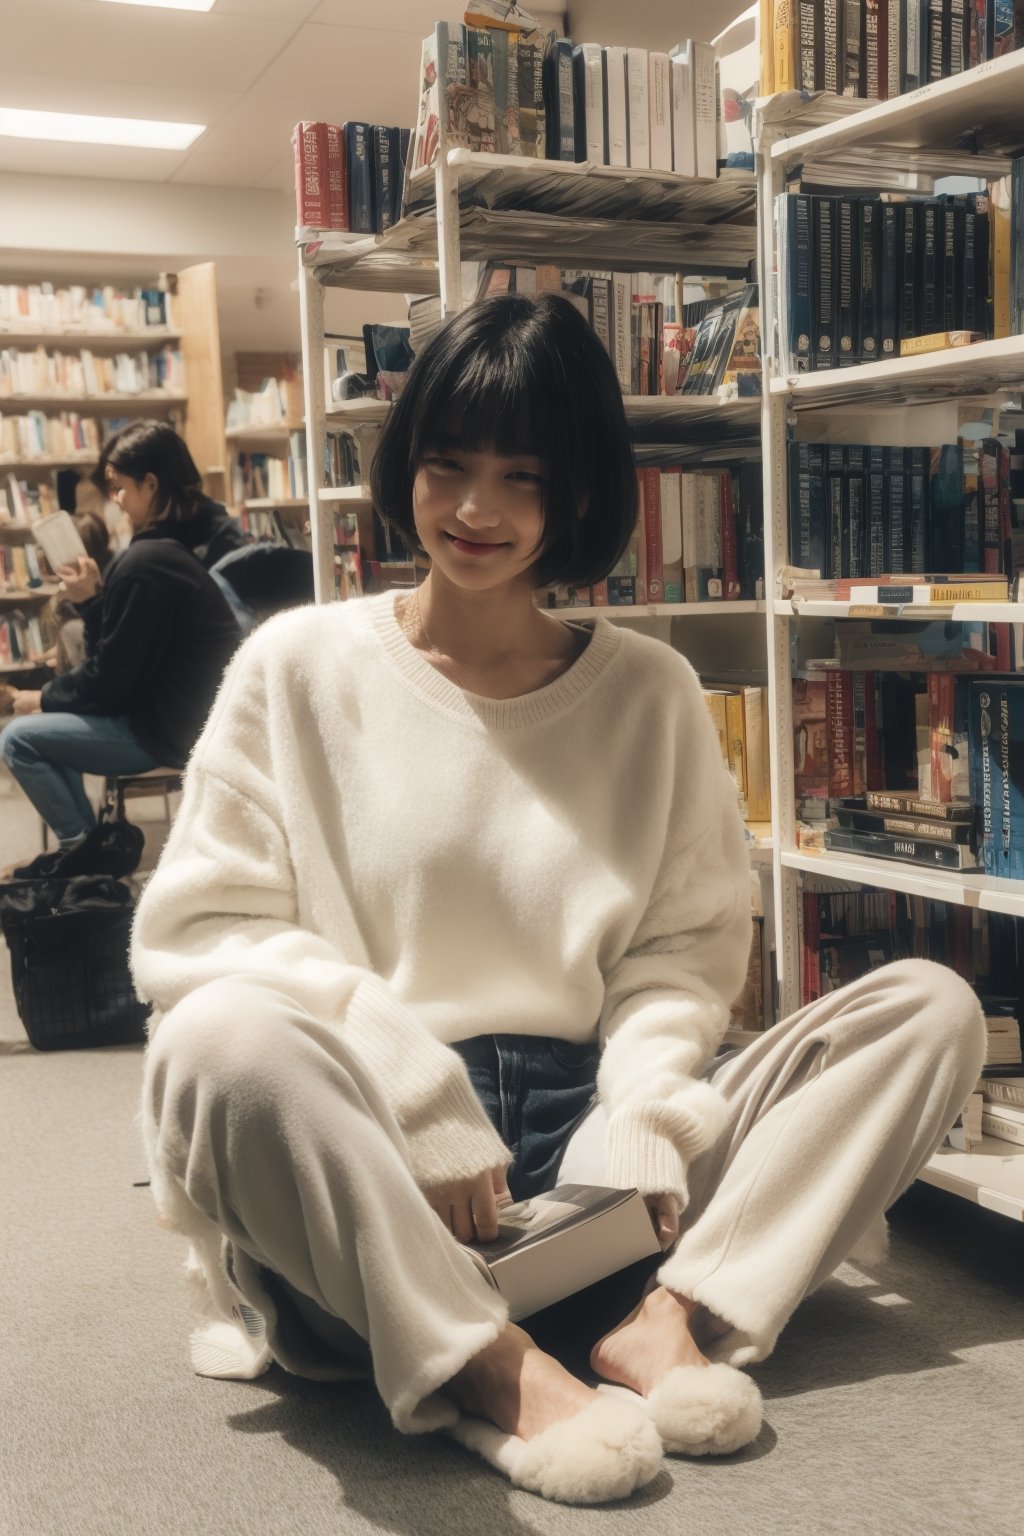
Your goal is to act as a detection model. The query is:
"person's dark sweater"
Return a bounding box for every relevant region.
[41,528,241,767]
[170,495,251,570]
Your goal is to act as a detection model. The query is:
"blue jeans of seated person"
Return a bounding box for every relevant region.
[0,712,159,845]
[451,1034,740,1203]
[450,1035,602,1201]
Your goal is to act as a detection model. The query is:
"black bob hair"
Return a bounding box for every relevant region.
[370,293,637,588]
[95,420,204,528]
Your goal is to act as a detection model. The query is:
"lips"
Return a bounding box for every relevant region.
[446,532,507,556]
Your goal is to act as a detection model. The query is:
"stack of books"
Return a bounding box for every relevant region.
[777,190,992,374]
[293,121,411,235]
[772,1,1024,101]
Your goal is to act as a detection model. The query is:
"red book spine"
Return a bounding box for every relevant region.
[802,892,821,1006]
[324,123,349,231]
[863,671,883,790]
[720,469,740,599]
[590,581,609,605]
[293,121,329,229]
[826,669,855,799]
[641,467,663,601]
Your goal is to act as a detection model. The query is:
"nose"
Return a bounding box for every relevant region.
[455,480,501,529]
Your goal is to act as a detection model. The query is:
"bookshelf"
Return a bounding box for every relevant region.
[756,59,1024,1216]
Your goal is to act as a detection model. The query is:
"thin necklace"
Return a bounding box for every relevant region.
[413,588,475,692]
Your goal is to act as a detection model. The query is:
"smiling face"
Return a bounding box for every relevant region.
[411,437,548,594]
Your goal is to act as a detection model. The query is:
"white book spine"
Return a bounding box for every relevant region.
[660,469,683,601]
[611,271,632,395]
[692,41,718,179]
[648,52,673,171]
[670,49,696,177]
[981,1107,1024,1146]
[680,473,698,569]
[603,46,629,168]
[625,48,650,168]
[580,42,605,162]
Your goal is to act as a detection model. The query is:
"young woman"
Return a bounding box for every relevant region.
[1,422,240,877]
[131,296,985,1504]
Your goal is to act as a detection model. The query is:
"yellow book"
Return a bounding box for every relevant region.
[725,690,748,803]
[899,330,984,357]
[742,685,771,821]
[773,0,795,92]
[759,0,775,95]
[991,174,1011,340]
[703,690,729,765]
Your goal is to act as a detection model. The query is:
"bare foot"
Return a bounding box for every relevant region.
[447,1321,597,1441]
[591,1285,711,1397]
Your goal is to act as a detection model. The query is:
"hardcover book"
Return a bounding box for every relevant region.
[464,1184,662,1320]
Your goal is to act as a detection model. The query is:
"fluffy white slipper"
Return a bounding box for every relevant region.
[645,1363,763,1455]
[189,1317,272,1380]
[445,1393,663,1503]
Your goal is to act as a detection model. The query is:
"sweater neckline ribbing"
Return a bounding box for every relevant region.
[365,588,622,729]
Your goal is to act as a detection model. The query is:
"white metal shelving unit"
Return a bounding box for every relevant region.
[756,55,1024,1219]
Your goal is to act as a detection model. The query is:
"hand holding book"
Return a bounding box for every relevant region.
[423,1162,512,1244]
[56,556,102,604]
[646,1190,680,1249]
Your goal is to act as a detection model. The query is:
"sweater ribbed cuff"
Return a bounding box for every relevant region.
[343,977,510,1188]
[604,1080,731,1206]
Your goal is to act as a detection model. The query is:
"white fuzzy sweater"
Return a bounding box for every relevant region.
[132,589,751,1205]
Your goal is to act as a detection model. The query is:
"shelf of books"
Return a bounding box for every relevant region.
[756,44,1024,1212]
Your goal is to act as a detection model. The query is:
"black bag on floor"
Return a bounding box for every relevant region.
[0,875,150,1050]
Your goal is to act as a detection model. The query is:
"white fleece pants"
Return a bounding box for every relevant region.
[142,958,984,1430]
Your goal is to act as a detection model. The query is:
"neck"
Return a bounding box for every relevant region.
[413,572,550,669]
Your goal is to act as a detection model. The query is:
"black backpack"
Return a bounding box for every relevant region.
[0,875,150,1050]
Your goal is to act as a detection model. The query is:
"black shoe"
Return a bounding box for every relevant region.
[8,847,72,881]
[55,819,145,879]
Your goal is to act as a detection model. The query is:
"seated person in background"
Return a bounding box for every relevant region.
[1,422,241,879]
[209,542,314,635]
[94,424,251,570]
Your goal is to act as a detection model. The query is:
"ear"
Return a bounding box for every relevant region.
[143,472,159,495]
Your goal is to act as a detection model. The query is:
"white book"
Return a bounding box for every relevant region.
[575,41,606,163]
[603,46,628,168]
[625,48,650,168]
[610,271,633,395]
[660,470,683,601]
[680,473,698,570]
[692,40,718,179]
[670,48,696,177]
[648,52,673,171]
[465,1185,660,1321]
[31,510,88,572]
[981,1106,1024,1146]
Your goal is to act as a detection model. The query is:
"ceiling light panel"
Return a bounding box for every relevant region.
[0,106,205,150]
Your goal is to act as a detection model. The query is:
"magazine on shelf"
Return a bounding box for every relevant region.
[463,1184,661,1321]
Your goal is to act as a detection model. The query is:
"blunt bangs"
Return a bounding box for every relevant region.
[370,292,637,588]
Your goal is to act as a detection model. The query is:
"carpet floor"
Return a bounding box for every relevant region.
[2,777,1022,1536]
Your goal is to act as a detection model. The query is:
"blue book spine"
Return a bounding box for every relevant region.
[826,444,846,579]
[908,447,928,571]
[885,446,907,573]
[970,680,1001,877]
[789,441,826,571]
[813,196,837,371]
[858,199,880,364]
[344,122,375,234]
[866,446,886,576]
[879,200,899,359]
[545,39,575,160]
[784,195,813,372]
[846,444,866,578]
[1006,682,1024,878]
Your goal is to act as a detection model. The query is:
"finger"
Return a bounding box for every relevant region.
[450,1198,476,1245]
[472,1180,499,1242]
[491,1165,511,1203]
[657,1196,681,1249]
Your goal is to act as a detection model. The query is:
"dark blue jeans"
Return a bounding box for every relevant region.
[451,1034,600,1201]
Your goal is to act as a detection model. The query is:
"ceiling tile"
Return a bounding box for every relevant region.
[1,0,299,94]
[0,136,185,184]
[248,22,424,126]
[169,151,270,188]
[0,70,239,133]
[309,1,448,32]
